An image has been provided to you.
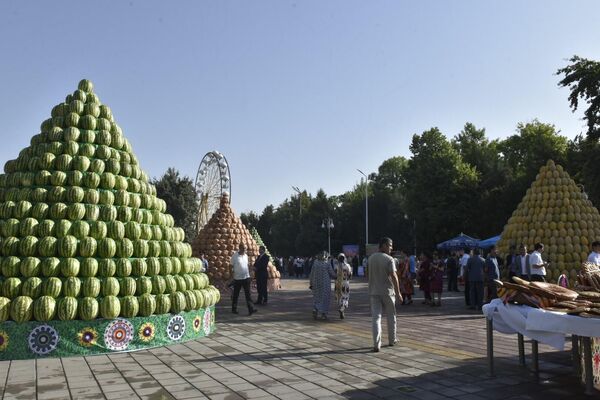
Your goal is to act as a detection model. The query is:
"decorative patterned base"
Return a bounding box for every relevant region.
[0,306,216,360]
[580,337,600,390]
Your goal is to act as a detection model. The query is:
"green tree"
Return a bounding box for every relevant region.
[557,55,600,140]
[404,128,479,249]
[152,168,198,243]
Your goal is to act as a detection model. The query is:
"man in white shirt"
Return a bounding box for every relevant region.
[588,241,600,265]
[528,243,548,282]
[230,243,257,315]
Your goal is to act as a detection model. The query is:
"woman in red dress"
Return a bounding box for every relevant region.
[396,250,413,305]
[430,252,444,306]
[418,253,432,305]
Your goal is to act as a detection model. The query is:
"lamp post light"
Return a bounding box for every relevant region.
[321,217,334,256]
[357,169,369,250]
[291,186,302,217]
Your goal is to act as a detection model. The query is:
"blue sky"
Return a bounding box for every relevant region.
[1,1,599,214]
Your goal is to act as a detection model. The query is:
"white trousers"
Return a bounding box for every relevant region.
[370,294,396,349]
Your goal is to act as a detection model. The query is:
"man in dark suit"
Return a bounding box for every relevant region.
[253,246,270,305]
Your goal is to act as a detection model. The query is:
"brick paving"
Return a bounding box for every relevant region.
[0,277,594,399]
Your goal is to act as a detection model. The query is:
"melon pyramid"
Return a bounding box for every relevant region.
[497,160,600,284]
[192,194,260,289]
[0,79,217,359]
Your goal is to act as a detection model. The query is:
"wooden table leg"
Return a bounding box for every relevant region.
[572,335,580,377]
[532,339,539,376]
[518,333,525,366]
[486,318,495,377]
[582,336,595,396]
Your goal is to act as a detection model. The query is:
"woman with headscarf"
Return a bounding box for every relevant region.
[334,253,352,319]
[309,251,336,320]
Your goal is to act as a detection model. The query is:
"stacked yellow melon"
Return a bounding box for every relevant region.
[497,160,600,285]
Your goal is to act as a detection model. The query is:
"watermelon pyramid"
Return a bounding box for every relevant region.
[0,79,218,359]
[497,160,600,284]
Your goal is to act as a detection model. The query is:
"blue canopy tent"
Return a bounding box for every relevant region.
[478,235,501,249]
[436,233,480,251]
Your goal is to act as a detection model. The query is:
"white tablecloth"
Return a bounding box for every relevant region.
[481,298,600,350]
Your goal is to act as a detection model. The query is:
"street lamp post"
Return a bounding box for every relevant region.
[357,169,369,250]
[321,217,334,256]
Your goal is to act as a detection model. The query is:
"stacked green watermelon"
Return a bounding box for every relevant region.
[0,79,220,324]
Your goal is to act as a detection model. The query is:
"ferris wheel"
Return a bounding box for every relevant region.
[195,151,231,233]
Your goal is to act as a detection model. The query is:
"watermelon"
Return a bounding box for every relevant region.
[1,256,21,277]
[131,258,147,276]
[55,220,72,237]
[133,239,149,257]
[63,125,81,140]
[136,276,152,295]
[47,186,66,202]
[101,277,120,296]
[71,220,90,240]
[97,259,116,277]
[84,188,100,204]
[78,297,98,320]
[155,294,171,314]
[72,89,87,102]
[150,275,166,294]
[146,257,161,276]
[58,236,78,257]
[115,189,129,206]
[57,296,78,320]
[105,159,120,174]
[50,170,67,187]
[107,220,125,239]
[183,274,195,291]
[115,258,132,277]
[119,277,136,296]
[95,145,111,160]
[33,296,56,321]
[80,258,98,277]
[99,205,117,222]
[117,206,132,223]
[85,204,100,221]
[193,290,205,309]
[99,190,115,205]
[80,129,96,144]
[81,277,101,297]
[0,219,19,237]
[41,257,60,277]
[120,295,139,318]
[72,156,90,172]
[174,275,187,292]
[13,200,32,218]
[54,154,73,171]
[78,237,97,257]
[170,292,186,313]
[59,258,80,277]
[3,277,22,299]
[184,290,197,311]
[67,203,86,220]
[171,257,181,275]
[84,104,100,119]
[89,159,105,174]
[30,203,49,219]
[116,238,134,258]
[99,295,120,319]
[49,202,68,219]
[21,277,42,298]
[67,170,84,186]
[41,277,62,298]
[164,275,177,294]
[78,79,94,92]
[0,297,10,322]
[66,186,85,203]
[97,237,116,258]
[1,237,19,256]
[159,257,172,275]
[89,221,107,239]
[0,202,15,219]
[138,293,156,317]
[20,256,41,277]
[114,176,128,191]
[63,277,81,297]
[10,296,33,323]
[37,220,55,237]
[20,218,39,236]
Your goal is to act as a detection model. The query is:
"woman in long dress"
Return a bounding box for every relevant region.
[418,253,432,305]
[396,251,413,305]
[430,252,444,306]
[334,253,352,319]
[309,252,336,320]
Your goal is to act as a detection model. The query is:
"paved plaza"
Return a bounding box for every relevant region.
[0,278,593,399]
